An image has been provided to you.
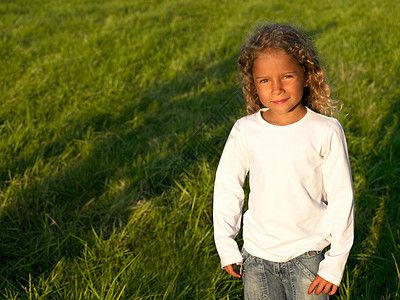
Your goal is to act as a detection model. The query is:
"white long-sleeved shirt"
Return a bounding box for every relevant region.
[213,107,354,286]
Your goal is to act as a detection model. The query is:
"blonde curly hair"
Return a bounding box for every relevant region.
[238,23,338,115]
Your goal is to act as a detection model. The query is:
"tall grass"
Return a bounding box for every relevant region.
[1,0,399,298]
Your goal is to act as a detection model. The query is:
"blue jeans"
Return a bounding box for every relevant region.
[242,248,329,300]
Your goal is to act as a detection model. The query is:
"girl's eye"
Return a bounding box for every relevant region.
[284,75,293,79]
[260,79,269,83]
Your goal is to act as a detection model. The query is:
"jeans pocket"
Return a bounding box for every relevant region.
[293,253,323,282]
[241,247,255,268]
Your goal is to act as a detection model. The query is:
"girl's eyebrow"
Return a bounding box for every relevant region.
[255,71,298,79]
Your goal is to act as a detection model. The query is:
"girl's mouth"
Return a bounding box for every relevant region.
[272,98,289,105]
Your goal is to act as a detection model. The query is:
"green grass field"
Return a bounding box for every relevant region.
[1,0,399,299]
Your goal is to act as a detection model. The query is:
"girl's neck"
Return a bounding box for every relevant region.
[261,105,307,126]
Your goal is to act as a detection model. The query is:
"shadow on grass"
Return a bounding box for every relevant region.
[0,52,245,294]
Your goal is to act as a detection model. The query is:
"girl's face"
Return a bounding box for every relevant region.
[252,48,308,125]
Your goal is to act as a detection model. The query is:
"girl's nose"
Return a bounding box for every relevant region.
[271,81,284,95]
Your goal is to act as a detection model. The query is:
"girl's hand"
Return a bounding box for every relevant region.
[308,275,338,295]
[224,263,243,278]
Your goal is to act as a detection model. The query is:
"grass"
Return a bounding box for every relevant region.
[0,0,399,298]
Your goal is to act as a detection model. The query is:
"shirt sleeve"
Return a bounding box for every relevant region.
[318,119,354,286]
[213,121,250,268]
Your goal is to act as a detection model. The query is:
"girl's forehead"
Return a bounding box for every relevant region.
[254,48,296,64]
[253,48,303,67]
[256,48,288,58]
[252,48,305,75]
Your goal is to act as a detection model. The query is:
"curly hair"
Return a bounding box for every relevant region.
[238,23,338,115]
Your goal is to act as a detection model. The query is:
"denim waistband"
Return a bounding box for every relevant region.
[304,250,322,256]
[292,250,322,261]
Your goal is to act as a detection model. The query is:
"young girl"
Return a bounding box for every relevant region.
[213,23,354,299]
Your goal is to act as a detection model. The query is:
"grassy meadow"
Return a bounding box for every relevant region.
[1,0,399,298]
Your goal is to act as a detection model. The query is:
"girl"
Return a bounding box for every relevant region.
[213,23,354,299]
